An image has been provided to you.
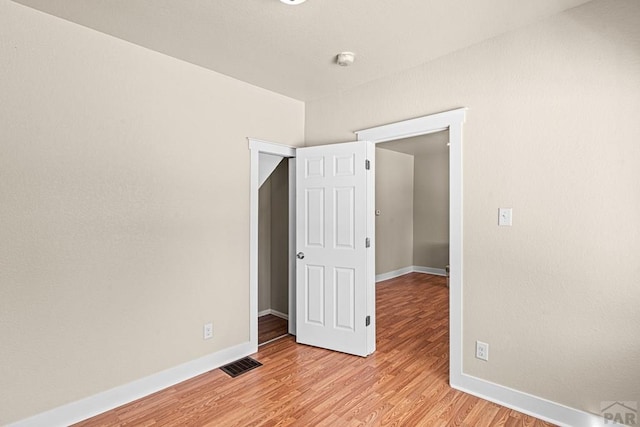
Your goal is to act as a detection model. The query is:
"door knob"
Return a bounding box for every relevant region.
[296,252,305,259]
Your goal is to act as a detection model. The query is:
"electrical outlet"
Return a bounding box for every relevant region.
[476,341,489,361]
[203,322,213,340]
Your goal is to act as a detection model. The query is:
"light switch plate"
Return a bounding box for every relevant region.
[498,208,512,226]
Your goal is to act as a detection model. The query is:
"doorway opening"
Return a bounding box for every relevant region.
[249,139,297,352]
[375,130,450,281]
[355,107,465,386]
[258,158,290,345]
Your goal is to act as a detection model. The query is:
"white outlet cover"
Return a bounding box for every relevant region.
[476,340,489,361]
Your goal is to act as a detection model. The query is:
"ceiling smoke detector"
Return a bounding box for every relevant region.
[280,0,307,4]
[336,52,355,67]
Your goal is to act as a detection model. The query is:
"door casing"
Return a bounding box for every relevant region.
[249,139,297,351]
[354,107,466,385]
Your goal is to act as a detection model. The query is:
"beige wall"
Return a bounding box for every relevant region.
[380,132,450,271]
[375,148,414,275]
[307,0,640,416]
[269,161,289,315]
[0,1,304,424]
[258,179,272,312]
[413,146,449,269]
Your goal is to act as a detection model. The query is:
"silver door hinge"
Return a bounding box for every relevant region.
[365,315,371,327]
[365,237,370,248]
[365,159,370,170]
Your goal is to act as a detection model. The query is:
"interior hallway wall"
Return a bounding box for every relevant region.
[379,132,450,273]
[375,148,414,275]
[413,138,449,270]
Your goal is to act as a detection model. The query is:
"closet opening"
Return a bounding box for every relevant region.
[258,157,290,346]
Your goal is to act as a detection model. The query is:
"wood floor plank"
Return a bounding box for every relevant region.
[74,273,556,426]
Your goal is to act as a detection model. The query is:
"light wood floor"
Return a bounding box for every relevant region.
[75,273,556,426]
[258,314,289,345]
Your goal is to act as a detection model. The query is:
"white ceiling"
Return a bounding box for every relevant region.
[14,0,591,101]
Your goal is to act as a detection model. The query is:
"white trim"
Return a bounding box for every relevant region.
[452,373,611,427]
[365,141,376,355]
[9,342,254,427]
[248,138,296,352]
[355,108,467,144]
[248,138,296,157]
[446,117,464,395]
[258,309,289,321]
[270,309,289,320]
[375,266,414,282]
[412,266,447,276]
[287,157,297,336]
[258,334,290,347]
[375,266,447,283]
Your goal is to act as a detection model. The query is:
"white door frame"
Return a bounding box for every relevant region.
[248,138,296,352]
[355,107,467,385]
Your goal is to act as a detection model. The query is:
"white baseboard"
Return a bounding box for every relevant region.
[412,265,447,276]
[270,310,288,320]
[9,341,255,427]
[451,372,611,427]
[258,309,289,320]
[376,265,447,282]
[375,266,414,282]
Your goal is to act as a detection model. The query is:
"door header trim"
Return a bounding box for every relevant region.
[354,107,467,143]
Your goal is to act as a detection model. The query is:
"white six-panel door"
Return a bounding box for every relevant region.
[295,141,375,357]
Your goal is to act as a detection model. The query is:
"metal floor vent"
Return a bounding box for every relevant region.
[220,357,262,378]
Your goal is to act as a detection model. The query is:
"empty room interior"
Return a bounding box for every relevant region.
[1,0,639,426]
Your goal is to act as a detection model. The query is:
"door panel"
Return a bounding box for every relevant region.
[305,188,325,247]
[295,141,375,357]
[305,265,325,325]
[334,267,355,331]
[334,187,355,249]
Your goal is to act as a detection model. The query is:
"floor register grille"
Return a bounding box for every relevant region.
[219,357,262,378]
